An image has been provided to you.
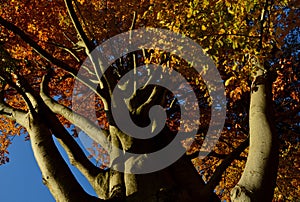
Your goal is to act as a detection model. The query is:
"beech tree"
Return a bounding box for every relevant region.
[0,0,299,201]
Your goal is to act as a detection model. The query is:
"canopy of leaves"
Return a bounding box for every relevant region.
[0,0,299,200]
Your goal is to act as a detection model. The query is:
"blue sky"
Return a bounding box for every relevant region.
[0,135,97,202]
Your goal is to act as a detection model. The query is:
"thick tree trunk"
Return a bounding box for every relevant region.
[230,64,278,201]
[0,3,221,201]
[27,114,101,202]
[40,75,221,201]
[101,126,220,202]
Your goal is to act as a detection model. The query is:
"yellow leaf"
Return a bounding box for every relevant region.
[219,29,225,34]
[201,25,207,31]
[228,8,235,15]
[77,0,85,4]
[225,77,235,86]
[157,12,161,20]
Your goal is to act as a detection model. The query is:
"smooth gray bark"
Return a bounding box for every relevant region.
[231,63,278,201]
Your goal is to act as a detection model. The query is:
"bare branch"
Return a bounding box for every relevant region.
[63,0,113,109]
[45,112,110,198]
[40,74,104,172]
[46,40,81,62]
[64,0,95,53]
[40,75,109,148]
[40,74,112,198]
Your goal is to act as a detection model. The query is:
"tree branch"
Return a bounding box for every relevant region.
[64,0,95,53]
[231,60,278,201]
[0,16,110,111]
[0,16,77,75]
[46,112,110,198]
[0,44,37,113]
[206,137,249,192]
[0,73,36,113]
[45,40,81,62]
[40,74,113,199]
[40,75,109,149]
[257,0,269,52]
[0,99,27,125]
[26,113,103,201]
[63,0,113,110]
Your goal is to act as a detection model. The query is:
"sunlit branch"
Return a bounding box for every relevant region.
[45,40,82,62]
[64,0,95,53]
[0,73,36,114]
[64,0,113,108]
[0,98,27,124]
[40,75,109,146]
[41,74,104,173]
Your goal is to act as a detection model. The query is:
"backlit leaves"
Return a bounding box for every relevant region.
[0,0,299,200]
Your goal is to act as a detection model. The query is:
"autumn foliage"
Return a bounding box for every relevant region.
[0,0,299,201]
